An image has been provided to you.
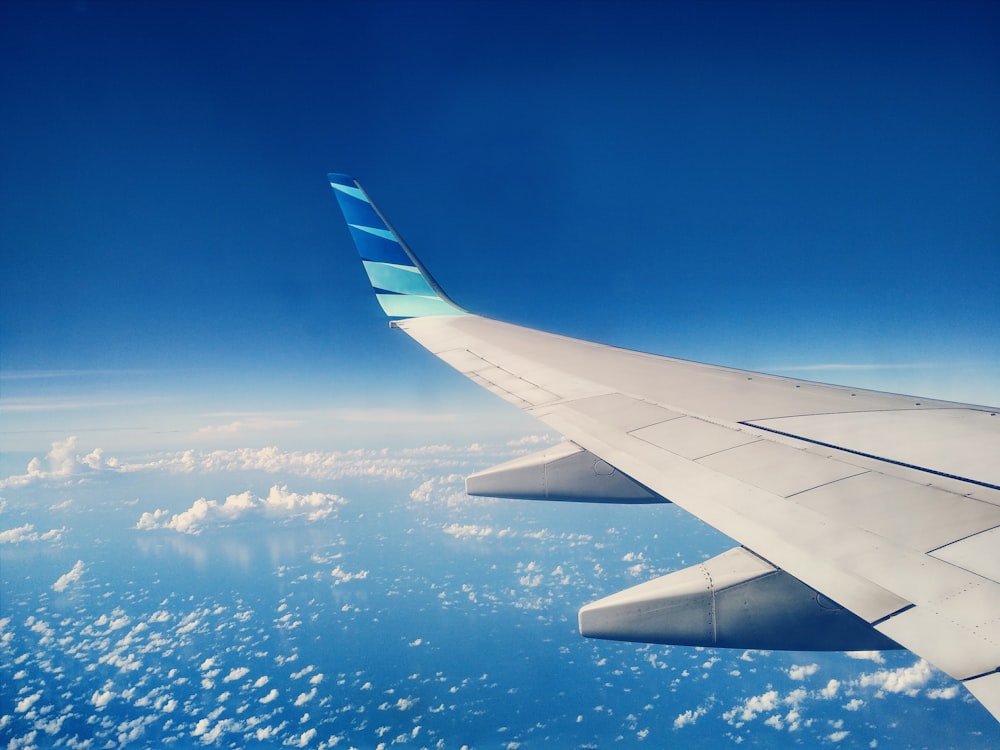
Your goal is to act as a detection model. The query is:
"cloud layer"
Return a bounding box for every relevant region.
[2,435,555,489]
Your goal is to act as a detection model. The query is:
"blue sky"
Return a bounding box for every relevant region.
[3,3,1000,745]
[2,0,998,454]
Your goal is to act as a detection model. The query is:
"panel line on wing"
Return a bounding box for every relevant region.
[870,603,916,626]
[964,667,1000,682]
[435,348,561,406]
[744,421,1000,492]
[782,471,872,499]
[630,416,758,460]
[929,525,1000,584]
[928,524,1000,556]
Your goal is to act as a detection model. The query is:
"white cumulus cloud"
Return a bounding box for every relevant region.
[926,685,960,700]
[330,565,370,584]
[52,560,85,592]
[724,690,779,724]
[395,696,418,711]
[788,663,819,681]
[820,679,840,699]
[15,693,41,713]
[294,688,316,706]
[135,484,346,534]
[442,523,494,539]
[0,436,115,488]
[0,524,66,544]
[223,667,249,683]
[674,705,707,728]
[858,659,932,696]
[845,650,885,664]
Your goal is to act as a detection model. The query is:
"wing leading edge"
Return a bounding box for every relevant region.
[328,173,1000,722]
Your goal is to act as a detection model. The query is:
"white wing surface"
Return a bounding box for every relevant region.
[329,173,1000,721]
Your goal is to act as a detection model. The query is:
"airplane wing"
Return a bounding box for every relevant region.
[328,173,1000,721]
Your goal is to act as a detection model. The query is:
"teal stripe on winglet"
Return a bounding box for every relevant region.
[350,224,397,242]
[329,181,367,201]
[363,261,436,296]
[376,294,463,318]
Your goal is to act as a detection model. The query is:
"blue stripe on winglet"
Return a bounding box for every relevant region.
[347,226,411,266]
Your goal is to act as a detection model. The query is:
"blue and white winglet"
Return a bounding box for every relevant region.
[328,173,466,319]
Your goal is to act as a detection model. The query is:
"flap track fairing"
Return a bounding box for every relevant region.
[466,442,664,504]
[579,547,901,651]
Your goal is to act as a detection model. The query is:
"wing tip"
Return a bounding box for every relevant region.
[328,171,468,319]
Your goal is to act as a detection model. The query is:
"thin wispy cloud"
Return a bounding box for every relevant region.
[0,397,162,413]
[192,418,302,439]
[331,408,462,424]
[769,363,937,373]
[0,369,154,381]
